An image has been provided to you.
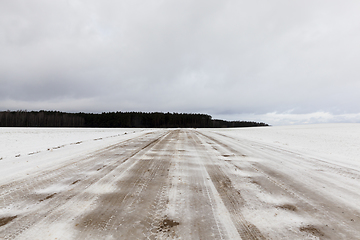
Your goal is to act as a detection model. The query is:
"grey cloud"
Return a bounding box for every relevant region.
[1,0,360,125]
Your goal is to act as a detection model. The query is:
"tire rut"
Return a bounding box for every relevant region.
[0,131,169,239]
[197,130,360,239]
[75,130,177,239]
[190,132,266,240]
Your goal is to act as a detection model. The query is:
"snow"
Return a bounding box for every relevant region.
[1,128,137,160]
[2,124,360,184]
[0,128,156,183]
[1,125,359,238]
[199,124,360,239]
[211,123,360,170]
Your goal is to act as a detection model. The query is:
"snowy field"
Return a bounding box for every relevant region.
[0,128,155,182]
[211,123,360,170]
[0,124,360,239]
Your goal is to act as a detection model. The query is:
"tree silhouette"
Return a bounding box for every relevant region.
[0,110,268,128]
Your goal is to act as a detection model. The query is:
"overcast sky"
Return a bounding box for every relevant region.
[1,1,360,125]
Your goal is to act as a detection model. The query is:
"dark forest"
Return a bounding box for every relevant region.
[0,110,269,128]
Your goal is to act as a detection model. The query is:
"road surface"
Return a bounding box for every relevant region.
[1,129,359,239]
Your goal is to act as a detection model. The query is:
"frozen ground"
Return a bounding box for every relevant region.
[211,123,360,170]
[0,128,152,182]
[0,124,359,239]
[0,128,147,160]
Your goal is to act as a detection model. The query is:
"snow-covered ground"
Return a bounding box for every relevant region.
[2,124,359,184]
[212,123,360,170]
[0,128,156,183]
[1,124,360,239]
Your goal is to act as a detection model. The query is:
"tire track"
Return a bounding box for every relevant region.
[197,130,360,239]
[74,130,178,239]
[0,131,169,239]
[214,132,360,181]
[4,129,359,239]
[0,131,164,201]
[183,131,228,240]
[190,132,266,240]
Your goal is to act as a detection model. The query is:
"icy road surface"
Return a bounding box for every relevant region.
[1,127,360,239]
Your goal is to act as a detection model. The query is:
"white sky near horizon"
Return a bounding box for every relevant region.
[1,1,360,125]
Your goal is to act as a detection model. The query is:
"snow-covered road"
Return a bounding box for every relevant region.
[1,126,360,239]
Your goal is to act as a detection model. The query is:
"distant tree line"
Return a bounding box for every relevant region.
[0,110,84,127]
[0,110,269,128]
[211,119,269,128]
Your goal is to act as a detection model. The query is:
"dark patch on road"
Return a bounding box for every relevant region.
[97,166,105,171]
[39,193,56,202]
[223,154,235,157]
[300,225,325,237]
[159,218,180,230]
[0,216,17,227]
[276,204,297,211]
[250,179,261,185]
[71,180,81,185]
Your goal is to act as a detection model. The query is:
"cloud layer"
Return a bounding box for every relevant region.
[1,1,360,125]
